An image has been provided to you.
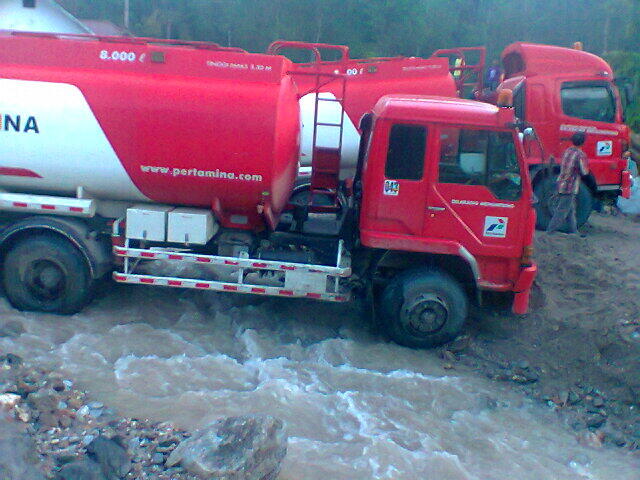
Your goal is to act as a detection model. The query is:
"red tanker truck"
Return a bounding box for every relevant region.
[273,40,632,230]
[0,31,537,348]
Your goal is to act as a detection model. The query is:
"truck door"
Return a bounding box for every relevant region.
[365,121,430,236]
[424,127,529,280]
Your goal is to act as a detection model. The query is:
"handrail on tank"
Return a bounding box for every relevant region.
[269,40,444,69]
[431,46,487,93]
[4,30,247,53]
[431,46,487,70]
[268,40,351,64]
[286,70,347,98]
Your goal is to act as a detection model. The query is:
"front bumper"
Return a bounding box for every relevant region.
[512,263,538,315]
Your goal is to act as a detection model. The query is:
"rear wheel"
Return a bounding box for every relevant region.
[379,269,468,348]
[3,234,93,314]
[534,176,592,231]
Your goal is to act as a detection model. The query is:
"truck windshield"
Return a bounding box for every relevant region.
[561,82,616,123]
[439,129,522,201]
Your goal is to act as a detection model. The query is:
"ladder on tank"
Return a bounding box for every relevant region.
[310,72,347,212]
[294,71,348,213]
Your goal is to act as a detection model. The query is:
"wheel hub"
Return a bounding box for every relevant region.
[401,293,449,336]
[25,260,65,302]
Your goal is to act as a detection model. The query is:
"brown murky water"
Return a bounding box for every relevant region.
[1,283,638,480]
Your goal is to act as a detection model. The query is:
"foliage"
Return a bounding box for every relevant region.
[605,51,640,131]
[57,0,640,130]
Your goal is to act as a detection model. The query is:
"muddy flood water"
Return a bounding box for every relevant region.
[1,282,639,480]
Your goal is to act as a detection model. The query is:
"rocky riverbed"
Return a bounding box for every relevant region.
[1,353,287,479]
[457,212,640,451]
[0,353,198,479]
[0,213,639,479]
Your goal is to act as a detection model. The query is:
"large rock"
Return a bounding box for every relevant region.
[56,458,106,480]
[166,415,287,480]
[0,353,24,367]
[86,436,131,480]
[28,388,59,413]
[0,393,22,410]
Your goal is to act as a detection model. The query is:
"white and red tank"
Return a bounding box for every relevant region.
[0,31,300,230]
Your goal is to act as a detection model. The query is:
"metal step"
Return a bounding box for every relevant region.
[114,244,351,276]
[113,272,350,302]
[316,122,344,128]
[0,192,95,217]
[114,239,351,302]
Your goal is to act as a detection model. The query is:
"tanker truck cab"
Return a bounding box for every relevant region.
[498,43,632,230]
[435,42,632,230]
[356,94,536,347]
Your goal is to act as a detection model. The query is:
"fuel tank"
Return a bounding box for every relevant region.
[270,42,457,173]
[0,31,300,230]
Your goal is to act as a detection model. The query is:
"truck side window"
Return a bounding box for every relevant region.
[439,129,522,200]
[385,124,426,180]
[561,82,616,123]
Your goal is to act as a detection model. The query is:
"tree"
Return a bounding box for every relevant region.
[54,0,640,128]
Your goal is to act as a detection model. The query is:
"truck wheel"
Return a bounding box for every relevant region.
[379,269,467,348]
[534,176,593,231]
[3,234,93,314]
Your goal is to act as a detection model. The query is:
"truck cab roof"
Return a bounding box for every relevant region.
[502,42,613,80]
[373,95,508,129]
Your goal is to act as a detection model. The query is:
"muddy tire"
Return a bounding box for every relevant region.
[534,176,592,231]
[379,269,467,349]
[3,234,93,314]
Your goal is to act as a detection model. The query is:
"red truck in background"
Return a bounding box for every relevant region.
[274,40,633,230]
[0,31,537,348]
[436,42,633,229]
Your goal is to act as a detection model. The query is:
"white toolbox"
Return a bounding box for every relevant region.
[167,207,217,245]
[126,205,173,242]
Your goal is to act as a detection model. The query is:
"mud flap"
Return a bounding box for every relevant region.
[512,264,538,314]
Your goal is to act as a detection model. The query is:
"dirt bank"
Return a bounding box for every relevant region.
[458,212,640,448]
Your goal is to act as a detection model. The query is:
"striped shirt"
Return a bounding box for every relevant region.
[557,146,588,194]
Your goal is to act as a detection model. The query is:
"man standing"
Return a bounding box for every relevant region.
[547,132,589,233]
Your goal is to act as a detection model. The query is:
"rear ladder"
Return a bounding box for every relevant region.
[292,70,348,213]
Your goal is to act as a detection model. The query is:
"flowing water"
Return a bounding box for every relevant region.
[1,283,638,480]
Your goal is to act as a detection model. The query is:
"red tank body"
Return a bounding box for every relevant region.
[267,41,457,172]
[282,43,456,123]
[0,31,301,230]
